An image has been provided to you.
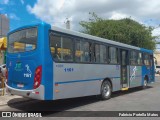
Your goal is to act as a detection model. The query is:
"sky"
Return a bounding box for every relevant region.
[0,0,160,48]
[0,0,41,30]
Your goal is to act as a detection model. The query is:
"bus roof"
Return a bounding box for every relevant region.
[51,25,153,53]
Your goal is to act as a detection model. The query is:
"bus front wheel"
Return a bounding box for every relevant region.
[100,80,112,100]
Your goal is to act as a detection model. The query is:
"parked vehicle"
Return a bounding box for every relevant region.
[156,66,160,74]
[0,64,6,77]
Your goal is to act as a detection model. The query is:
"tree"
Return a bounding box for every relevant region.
[80,12,156,50]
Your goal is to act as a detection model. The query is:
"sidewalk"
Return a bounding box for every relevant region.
[0,91,31,106]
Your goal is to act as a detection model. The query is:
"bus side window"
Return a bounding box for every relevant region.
[137,52,142,65]
[100,45,107,63]
[144,54,150,66]
[49,32,73,62]
[75,41,82,62]
[50,47,60,61]
[62,37,73,62]
[94,44,100,63]
[50,34,61,61]
[108,47,118,64]
[75,40,91,62]
[82,41,91,62]
[130,51,137,65]
[94,44,107,63]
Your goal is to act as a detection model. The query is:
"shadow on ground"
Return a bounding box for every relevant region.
[7,86,153,116]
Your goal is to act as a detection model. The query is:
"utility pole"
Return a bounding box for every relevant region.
[66,18,70,29]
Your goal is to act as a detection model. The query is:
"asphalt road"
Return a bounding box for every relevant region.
[0,76,160,119]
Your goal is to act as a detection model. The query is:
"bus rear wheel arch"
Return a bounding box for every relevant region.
[100,79,112,100]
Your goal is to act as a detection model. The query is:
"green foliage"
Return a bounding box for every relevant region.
[80,12,156,50]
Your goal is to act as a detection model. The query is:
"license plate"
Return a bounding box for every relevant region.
[17,84,24,88]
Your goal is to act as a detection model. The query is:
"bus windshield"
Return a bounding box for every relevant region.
[8,27,37,53]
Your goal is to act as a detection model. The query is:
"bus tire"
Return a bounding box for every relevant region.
[142,78,148,89]
[100,80,112,100]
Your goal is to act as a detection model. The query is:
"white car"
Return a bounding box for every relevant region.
[156,66,160,74]
[0,64,6,77]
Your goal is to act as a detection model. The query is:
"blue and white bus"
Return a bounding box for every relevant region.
[6,22,155,100]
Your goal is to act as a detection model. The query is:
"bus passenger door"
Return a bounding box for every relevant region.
[149,55,155,82]
[120,50,128,88]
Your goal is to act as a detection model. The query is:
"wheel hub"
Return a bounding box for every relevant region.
[103,84,110,97]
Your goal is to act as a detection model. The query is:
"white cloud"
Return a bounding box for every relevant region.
[4,0,9,4]
[0,0,9,4]
[9,13,20,20]
[109,12,129,20]
[152,27,160,37]
[109,12,145,26]
[27,0,160,33]
[27,0,73,28]
[0,0,15,5]
[4,14,8,17]
[21,0,24,5]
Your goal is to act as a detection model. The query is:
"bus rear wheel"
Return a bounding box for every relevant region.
[100,80,112,100]
[142,78,148,89]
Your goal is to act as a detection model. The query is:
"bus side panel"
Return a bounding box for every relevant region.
[40,23,53,100]
[141,48,154,84]
[142,65,151,85]
[152,60,155,82]
[129,66,142,88]
[150,55,155,83]
[53,63,121,100]
[112,65,121,91]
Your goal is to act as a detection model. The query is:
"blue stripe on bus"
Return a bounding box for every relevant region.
[55,77,120,84]
[129,76,142,77]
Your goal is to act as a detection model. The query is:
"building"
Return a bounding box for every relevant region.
[0,14,9,64]
[154,51,160,66]
[0,14,9,38]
